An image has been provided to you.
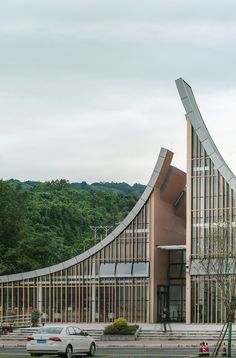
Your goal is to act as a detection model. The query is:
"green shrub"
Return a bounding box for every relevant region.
[113,317,128,330]
[104,317,139,335]
[31,309,41,327]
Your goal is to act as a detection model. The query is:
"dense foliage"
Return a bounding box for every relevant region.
[31,309,41,327]
[104,317,139,335]
[0,179,144,275]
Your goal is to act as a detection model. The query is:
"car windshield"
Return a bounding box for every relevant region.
[37,327,63,334]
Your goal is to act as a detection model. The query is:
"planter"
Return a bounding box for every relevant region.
[102,334,136,341]
[102,327,140,341]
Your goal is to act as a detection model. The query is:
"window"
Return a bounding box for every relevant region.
[99,263,116,278]
[133,263,149,277]
[67,327,76,335]
[116,263,132,277]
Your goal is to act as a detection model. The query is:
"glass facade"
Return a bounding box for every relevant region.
[190,128,236,323]
[157,250,186,323]
[0,202,150,324]
[168,250,186,322]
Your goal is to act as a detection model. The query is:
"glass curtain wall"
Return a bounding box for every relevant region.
[168,250,186,322]
[191,128,236,323]
[0,202,150,324]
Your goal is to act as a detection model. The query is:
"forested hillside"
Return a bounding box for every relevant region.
[0,179,145,275]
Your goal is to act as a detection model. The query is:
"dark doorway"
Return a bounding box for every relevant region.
[157,285,168,322]
[168,250,186,322]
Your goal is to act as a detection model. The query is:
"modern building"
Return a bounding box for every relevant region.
[176,78,236,324]
[0,78,235,324]
[0,148,186,324]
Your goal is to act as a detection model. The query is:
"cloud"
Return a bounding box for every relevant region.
[0,0,235,183]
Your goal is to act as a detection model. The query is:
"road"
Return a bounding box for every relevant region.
[1,344,236,357]
[0,345,210,357]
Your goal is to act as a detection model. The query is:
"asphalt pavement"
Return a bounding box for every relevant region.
[0,345,214,357]
[0,338,235,356]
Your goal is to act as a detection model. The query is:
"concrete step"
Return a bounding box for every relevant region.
[0,326,104,341]
[136,328,236,341]
[137,336,236,341]
[138,332,236,337]
[2,324,235,344]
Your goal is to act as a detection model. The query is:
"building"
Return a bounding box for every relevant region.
[176,78,236,324]
[0,148,186,324]
[0,78,234,324]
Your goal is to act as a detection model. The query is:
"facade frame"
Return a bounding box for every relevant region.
[0,148,186,324]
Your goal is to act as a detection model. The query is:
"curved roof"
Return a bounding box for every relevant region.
[176,78,236,192]
[0,147,172,283]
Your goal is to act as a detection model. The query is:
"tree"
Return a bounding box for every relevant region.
[31,309,41,327]
[197,221,236,319]
[0,180,30,274]
[196,220,236,356]
[0,179,143,275]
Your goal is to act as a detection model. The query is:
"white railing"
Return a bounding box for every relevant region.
[0,313,31,326]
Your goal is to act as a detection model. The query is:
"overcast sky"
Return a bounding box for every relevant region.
[1,0,236,184]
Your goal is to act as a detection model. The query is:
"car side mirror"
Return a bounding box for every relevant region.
[84,331,88,336]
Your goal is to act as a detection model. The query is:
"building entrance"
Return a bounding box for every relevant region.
[168,250,186,322]
[157,249,186,323]
[157,285,168,322]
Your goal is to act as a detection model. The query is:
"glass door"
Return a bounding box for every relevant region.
[157,285,168,322]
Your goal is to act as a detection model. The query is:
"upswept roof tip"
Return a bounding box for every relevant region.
[176,78,236,192]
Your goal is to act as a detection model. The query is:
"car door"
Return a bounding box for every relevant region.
[66,326,77,352]
[73,327,89,352]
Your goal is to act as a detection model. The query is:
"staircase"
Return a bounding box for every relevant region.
[0,326,104,342]
[1,323,236,345]
[137,325,236,342]
[0,327,38,342]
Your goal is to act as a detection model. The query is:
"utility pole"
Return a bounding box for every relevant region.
[89,226,101,244]
[89,225,114,244]
[102,225,113,237]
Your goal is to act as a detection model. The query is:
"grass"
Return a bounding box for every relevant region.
[0,356,37,358]
[0,356,31,358]
[0,356,200,358]
[0,356,57,358]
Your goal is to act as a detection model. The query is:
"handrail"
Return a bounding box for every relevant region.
[212,321,228,357]
[0,313,31,325]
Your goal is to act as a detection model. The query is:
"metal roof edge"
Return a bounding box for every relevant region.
[176,78,236,192]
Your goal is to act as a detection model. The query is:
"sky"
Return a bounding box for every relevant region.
[0,0,236,185]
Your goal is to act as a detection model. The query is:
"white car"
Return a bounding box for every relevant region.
[26,325,96,358]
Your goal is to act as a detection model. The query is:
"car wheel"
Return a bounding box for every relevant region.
[64,344,73,358]
[88,342,96,357]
